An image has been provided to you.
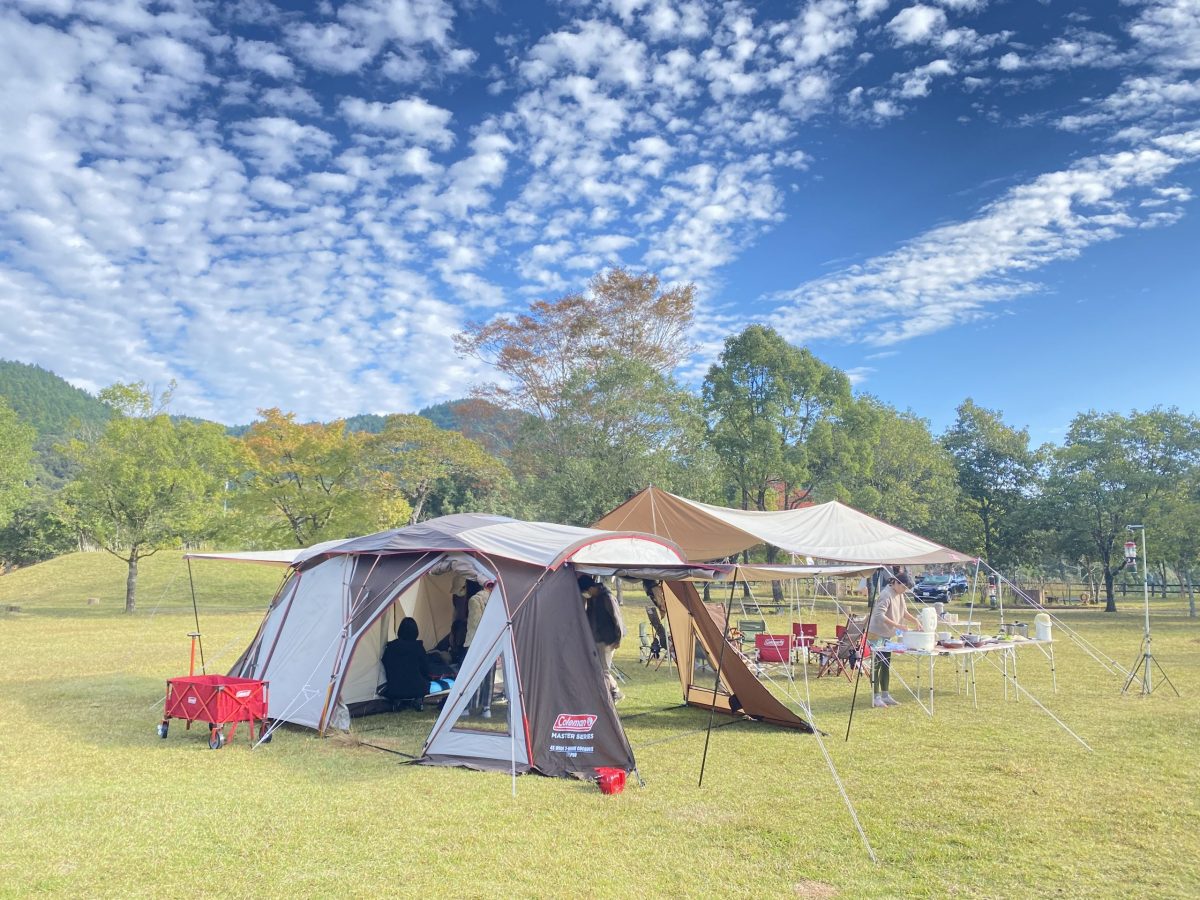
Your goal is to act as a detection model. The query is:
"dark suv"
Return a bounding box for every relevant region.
[913,574,968,603]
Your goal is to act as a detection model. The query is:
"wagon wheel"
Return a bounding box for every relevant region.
[1079,592,1091,604]
[156,721,169,739]
[208,727,226,750]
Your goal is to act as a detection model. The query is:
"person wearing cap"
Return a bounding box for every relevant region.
[866,568,920,708]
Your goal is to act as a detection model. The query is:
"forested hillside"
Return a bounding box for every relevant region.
[0,360,108,437]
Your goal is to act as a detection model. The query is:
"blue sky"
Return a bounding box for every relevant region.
[1,0,1198,442]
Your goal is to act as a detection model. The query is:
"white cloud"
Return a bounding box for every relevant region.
[285,0,464,77]
[1129,0,1200,71]
[770,134,1200,346]
[340,96,455,148]
[898,58,954,97]
[887,5,947,45]
[235,38,296,79]
[1056,76,1200,132]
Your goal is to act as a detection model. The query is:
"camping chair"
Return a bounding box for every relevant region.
[737,618,767,655]
[816,615,866,681]
[638,621,653,663]
[791,622,818,662]
[753,632,793,677]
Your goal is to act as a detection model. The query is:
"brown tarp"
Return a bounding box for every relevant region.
[664,581,813,732]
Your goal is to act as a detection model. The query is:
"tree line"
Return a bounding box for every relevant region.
[1,269,1198,615]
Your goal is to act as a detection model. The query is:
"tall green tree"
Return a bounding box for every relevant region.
[59,384,241,613]
[838,397,966,549]
[702,325,851,513]
[454,268,696,422]
[236,409,376,546]
[942,399,1038,567]
[0,397,36,529]
[1045,407,1200,612]
[368,414,511,524]
[519,359,719,526]
[455,269,715,524]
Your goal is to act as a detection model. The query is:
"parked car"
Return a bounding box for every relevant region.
[913,574,968,603]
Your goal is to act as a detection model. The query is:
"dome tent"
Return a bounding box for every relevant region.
[202,514,702,778]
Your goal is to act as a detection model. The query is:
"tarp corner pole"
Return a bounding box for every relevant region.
[698,578,738,788]
[186,558,206,674]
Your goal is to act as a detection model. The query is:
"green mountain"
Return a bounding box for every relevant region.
[0,359,109,437]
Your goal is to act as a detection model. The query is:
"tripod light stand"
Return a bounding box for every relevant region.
[1121,525,1179,697]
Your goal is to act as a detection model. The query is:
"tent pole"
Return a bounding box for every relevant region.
[186,558,206,674]
[698,577,739,788]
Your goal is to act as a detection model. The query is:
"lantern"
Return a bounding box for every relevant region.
[1124,540,1138,573]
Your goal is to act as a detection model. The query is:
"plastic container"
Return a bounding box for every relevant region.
[901,631,936,651]
[918,607,938,633]
[596,767,626,795]
[1034,613,1053,642]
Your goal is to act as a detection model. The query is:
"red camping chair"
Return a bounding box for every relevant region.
[791,622,817,661]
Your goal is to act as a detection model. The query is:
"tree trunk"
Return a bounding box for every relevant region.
[1185,567,1196,619]
[125,550,139,614]
[765,545,784,602]
[1103,567,1117,613]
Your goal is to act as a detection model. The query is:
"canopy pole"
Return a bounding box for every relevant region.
[698,578,739,788]
[186,558,206,674]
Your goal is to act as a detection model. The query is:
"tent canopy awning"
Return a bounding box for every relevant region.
[186,515,691,572]
[594,487,973,566]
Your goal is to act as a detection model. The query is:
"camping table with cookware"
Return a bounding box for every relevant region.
[872,639,1055,714]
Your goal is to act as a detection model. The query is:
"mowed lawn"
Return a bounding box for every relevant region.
[1,554,1198,898]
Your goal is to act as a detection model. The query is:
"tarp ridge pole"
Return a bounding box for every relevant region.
[186,558,206,673]
[698,578,739,788]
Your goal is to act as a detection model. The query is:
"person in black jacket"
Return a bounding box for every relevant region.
[381,617,433,711]
[579,574,624,701]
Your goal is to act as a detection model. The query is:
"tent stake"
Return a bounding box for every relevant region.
[698,578,738,787]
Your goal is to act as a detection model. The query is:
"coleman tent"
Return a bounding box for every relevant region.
[197,514,723,778]
[594,486,972,565]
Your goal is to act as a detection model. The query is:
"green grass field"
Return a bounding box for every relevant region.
[2,553,1198,898]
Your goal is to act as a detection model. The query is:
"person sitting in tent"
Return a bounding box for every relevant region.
[580,574,625,702]
[381,617,434,712]
[866,570,920,708]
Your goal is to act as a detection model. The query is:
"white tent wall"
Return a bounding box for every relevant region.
[246,555,354,730]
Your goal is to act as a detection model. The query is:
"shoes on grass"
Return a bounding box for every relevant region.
[872,695,889,708]
[883,693,900,706]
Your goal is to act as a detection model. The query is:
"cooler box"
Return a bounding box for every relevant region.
[755,633,792,663]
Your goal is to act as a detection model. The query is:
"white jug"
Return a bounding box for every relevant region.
[919,607,938,634]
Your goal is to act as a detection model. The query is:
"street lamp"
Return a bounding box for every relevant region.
[1121,525,1179,696]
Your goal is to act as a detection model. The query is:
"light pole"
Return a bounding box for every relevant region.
[1121,525,1179,696]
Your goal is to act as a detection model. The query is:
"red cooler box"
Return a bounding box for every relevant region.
[755,633,792,663]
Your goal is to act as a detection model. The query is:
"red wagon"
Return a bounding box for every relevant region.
[158,675,269,749]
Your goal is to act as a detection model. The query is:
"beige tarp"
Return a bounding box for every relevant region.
[595,486,972,565]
